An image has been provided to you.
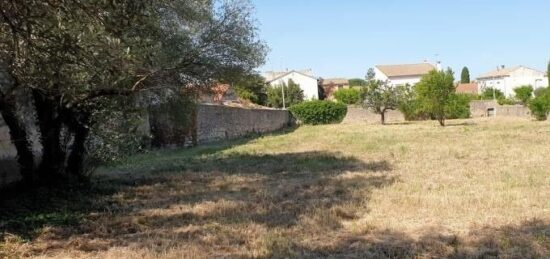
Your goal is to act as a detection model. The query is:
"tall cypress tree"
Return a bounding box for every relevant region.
[461,67,471,84]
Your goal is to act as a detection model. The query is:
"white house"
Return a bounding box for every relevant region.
[374,62,438,87]
[265,69,319,100]
[477,66,549,97]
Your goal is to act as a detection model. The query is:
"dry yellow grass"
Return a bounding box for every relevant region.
[1,117,549,258]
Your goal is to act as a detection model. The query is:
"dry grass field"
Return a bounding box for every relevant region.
[1,117,549,258]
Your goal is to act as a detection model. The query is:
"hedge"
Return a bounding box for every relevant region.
[289,100,347,125]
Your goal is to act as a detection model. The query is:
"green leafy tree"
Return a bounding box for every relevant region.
[513,85,534,105]
[234,73,267,105]
[0,0,267,185]
[361,70,406,124]
[444,93,471,119]
[348,78,367,87]
[333,88,361,105]
[461,67,471,84]
[266,79,304,108]
[481,87,505,100]
[415,68,456,126]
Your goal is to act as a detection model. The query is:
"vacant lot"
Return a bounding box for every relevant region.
[1,117,549,258]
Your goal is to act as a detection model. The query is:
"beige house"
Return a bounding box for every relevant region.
[477,66,549,97]
[374,62,438,86]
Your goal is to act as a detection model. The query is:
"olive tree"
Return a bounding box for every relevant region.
[361,68,405,124]
[0,0,267,185]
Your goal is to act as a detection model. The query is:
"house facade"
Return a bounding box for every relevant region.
[265,69,319,100]
[374,63,437,87]
[477,66,549,97]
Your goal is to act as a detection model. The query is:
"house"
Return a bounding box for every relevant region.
[321,78,349,90]
[265,69,319,100]
[477,66,549,97]
[320,78,349,100]
[456,82,479,95]
[374,62,438,87]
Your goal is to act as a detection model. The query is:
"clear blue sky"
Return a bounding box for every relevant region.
[252,0,550,79]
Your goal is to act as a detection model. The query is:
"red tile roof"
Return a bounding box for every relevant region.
[456,83,478,94]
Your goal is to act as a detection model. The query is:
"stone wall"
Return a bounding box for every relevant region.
[196,104,291,144]
[470,100,531,118]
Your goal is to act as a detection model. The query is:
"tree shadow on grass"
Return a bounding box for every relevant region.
[284,219,549,258]
[0,146,396,257]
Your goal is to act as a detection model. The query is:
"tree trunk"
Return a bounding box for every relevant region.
[65,110,90,177]
[0,64,36,185]
[0,94,35,185]
[438,117,445,126]
[380,111,386,125]
[32,89,66,180]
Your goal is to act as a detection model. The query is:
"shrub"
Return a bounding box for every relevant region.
[529,93,550,121]
[497,98,516,105]
[333,88,361,105]
[534,87,548,97]
[399,99,431,121]
[513,85,534,105]
[234,73,268,105]
[444,93,471,119]
[289,100,347,125]
[481,87,505,100]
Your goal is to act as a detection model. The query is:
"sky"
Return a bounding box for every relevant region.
[251,0,550,79]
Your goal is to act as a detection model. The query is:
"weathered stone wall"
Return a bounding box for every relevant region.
[196,104,291,144]
[343,106,404,124]
[470,100,530,118]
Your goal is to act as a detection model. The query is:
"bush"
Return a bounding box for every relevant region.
[529,93,550,121]
[234,73,268,105]
[513,85,534,105]
[444,93,471,119]
[333,88,361,105]
[481,87,505,100]
[497,98,516,105]
[399,99,431,121]
[289,100,347,125]
[534,87,548,97]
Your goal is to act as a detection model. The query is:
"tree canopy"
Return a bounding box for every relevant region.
[361,68,406,124]
[0,0,267,185]
[461,67,470,84]
[348,78,367,87]
[415,69,456,126]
